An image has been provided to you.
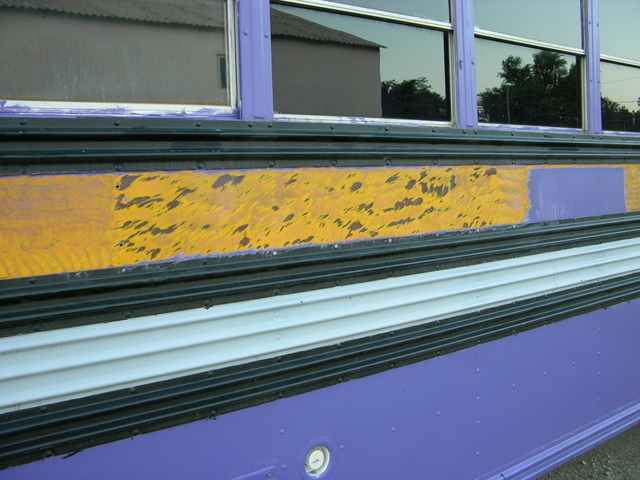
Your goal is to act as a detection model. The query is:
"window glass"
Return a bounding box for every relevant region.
[474,0,582,48]
[476,40,580,127]
[601,62,640,132]
[270,5,450,121]
[601,0,640,61]
[335,0,449,23]
[0,0,229,105]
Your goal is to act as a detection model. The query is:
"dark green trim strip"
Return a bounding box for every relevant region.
[2,213,640,337]
[3,119,640,174]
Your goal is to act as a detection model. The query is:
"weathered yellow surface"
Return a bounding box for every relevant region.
[624,165,640,212]
[0,174,118,279]
[0,166,530,280]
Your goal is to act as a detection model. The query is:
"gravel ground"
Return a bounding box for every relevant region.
[537,423,640,480]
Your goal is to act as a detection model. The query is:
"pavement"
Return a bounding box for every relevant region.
[538,423,640,479]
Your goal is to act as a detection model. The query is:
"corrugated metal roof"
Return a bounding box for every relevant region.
[271,8,383,49]
[0,0,224,28]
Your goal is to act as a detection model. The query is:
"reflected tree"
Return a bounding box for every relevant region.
[381,77,449,121]
[602,96,640,132]
[479,51,579,127]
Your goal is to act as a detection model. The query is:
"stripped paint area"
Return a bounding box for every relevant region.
[2,165,530,279]
[624,165,640,212]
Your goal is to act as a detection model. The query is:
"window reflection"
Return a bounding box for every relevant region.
[474,0,582,48]
[601,62,640,132]
[0,0,229,105]
[476,40,580,128]
[601,0,640,61]
[270,5,450,121]
[336,0,449,23]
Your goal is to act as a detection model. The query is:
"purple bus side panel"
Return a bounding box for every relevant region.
[527,167,627,223]
[4,300,639,480]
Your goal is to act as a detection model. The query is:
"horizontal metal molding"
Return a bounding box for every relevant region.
[2,263,640,470]
[3,119,640,174]
[3,214,640,337]
[2,236,640,414]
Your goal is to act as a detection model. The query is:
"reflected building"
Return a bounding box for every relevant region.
[271,8,383,118]
[0,0,229,105]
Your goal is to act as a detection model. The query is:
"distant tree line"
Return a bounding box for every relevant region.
[377,53,638,131]
[381,77,449,121]
[478,50,639,131]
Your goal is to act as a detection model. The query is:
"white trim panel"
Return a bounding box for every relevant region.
[2,238,640,413]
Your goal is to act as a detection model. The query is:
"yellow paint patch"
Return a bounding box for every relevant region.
[0,174,118,279]
[0,166,531,280]
[624,165,640,212]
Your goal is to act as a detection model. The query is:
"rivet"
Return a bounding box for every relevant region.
[195,121,202,127]
[113,120,120,126]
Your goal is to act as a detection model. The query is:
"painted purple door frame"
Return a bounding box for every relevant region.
[583,0,602,134]
[237,0,274,122]
[453,0,478,129]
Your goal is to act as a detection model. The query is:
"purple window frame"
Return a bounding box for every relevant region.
[0,0,626,137]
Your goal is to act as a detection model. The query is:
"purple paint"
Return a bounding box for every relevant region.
[0,103,239,119]
[527,166,626,222]
[453,0,478,129]
[4,300,639,480]
[237,0,274,121]
[584,0,602,134]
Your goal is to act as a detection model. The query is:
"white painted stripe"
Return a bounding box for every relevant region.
[2,237,640,413]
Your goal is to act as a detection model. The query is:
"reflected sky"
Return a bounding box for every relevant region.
[272,4,448,97]
[474,0,582,48]
[601,0,640,61]
[336,0,449,22]
[601,62,640,114]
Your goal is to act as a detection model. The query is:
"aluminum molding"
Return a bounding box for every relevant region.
[2,237,640,414]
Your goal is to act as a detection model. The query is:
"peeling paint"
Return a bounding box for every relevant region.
[0,165,549,280]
